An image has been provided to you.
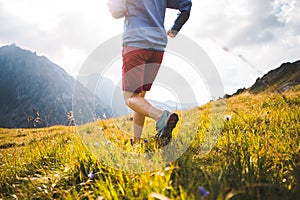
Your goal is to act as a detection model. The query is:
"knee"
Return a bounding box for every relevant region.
[124,96,131,107]
[123,91,141,107]
[123,92,133,107]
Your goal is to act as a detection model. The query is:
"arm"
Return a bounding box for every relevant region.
[171,9,191,34]
[107,0,127,19]
[167,0,192,37]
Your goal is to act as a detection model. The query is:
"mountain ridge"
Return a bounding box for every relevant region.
[226,60,300,98]
[0,44,111,128]
[1,44,299,127]
[249,60,300,93]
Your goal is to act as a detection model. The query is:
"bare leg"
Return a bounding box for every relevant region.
[133,91,146,142]
[123,91,163,143]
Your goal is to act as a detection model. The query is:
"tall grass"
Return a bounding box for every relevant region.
[0,91,299,199]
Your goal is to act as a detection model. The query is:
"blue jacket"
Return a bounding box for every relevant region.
[108,0,192,51]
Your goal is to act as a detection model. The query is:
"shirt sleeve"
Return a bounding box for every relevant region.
[107,0,127,19]
[167,0,192,34]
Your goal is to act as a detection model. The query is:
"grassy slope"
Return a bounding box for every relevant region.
[0,91,300,200]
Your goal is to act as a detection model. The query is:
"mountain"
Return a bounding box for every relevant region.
[77,74,131,117]
[226,60,300,97]
[249,60,300,94]
[0,44,111,128]
[77,74,115,105]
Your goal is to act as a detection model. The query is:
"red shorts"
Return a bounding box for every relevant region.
[122,46,164,93]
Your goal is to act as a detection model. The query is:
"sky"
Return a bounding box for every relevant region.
[0,0,300,104]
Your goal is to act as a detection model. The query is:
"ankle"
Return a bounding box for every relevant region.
[132,137,140,144]
[156,112,163,122]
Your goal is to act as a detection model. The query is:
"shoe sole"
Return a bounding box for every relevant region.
[166,113,179,129]
[156,112,179,147]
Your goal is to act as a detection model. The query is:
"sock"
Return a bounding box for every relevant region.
[133,123,143,142]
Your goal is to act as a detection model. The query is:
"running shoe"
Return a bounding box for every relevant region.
[155,110,179,146]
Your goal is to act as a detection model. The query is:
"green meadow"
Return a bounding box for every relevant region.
[1,90,300,200]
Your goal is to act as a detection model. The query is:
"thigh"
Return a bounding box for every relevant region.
[122,47,148,93]
[143,50,164,91]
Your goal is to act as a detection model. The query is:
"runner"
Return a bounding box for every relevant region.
[108,0,192,146]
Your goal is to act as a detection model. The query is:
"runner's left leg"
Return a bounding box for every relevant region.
[133,91,146,143]
[123,91,163,143]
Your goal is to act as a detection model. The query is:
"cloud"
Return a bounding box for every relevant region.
[0,9,34,43]
[0,0,299,96]
[0,7,63,59]
[276,0,300,33]
[0,0,124,74]
[184,0,300,94]
[191,0,285,46]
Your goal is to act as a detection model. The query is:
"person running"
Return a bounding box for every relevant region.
[108,0,192,146]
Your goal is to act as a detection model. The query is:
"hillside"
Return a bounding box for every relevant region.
[1,90,299,199]
[250,60,300,93]
[0,44,111,128]
[1,45,299,198]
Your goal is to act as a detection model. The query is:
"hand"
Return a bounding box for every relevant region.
[167,30,176,38]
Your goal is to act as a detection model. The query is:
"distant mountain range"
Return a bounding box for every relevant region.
[226,60,300,98]
[0,44,111,128]
[0,44,298,128]
[0,44,195,128]
[76,74,130,117]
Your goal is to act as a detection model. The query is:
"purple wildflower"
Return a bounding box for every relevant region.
[88,172,94,179]
[225,115,232,121]
[144,139,148,143]
[199,187,210,198]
